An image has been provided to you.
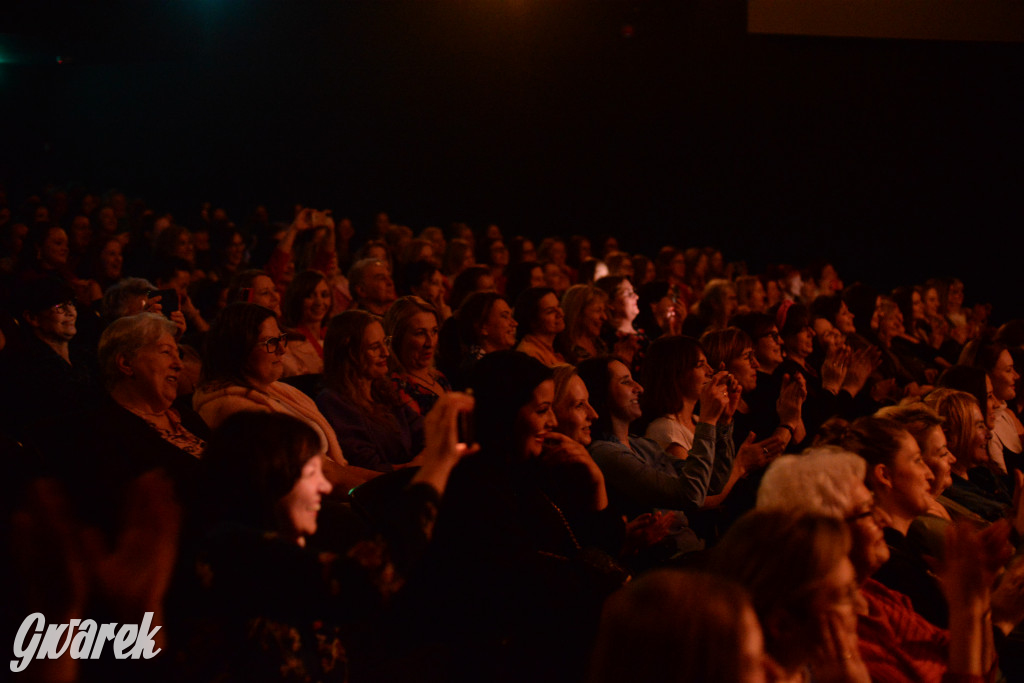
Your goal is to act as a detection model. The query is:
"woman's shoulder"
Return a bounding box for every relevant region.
[193,384,273,426]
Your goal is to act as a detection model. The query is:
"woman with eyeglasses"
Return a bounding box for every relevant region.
[193,303,376,490]
[316,309,426,472]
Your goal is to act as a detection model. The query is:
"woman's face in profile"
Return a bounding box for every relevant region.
[728,347,759,393]
[361,321,391,380]
[554,375,598,446]
[920,425,954,496]
[278,454,332,545]
[245,317,286,388]
[755,327,784,368]
[990,350,1019,402]
[581,298,608,339]
[514,379,557,459]
[968,404,992,467]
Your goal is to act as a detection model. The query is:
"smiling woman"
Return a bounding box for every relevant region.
[193,304,375,491]
[317,309,426,472]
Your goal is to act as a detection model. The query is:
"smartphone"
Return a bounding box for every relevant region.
[458,395,475,446]
[149,288,179,315]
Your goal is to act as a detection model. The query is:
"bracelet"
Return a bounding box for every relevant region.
[777,424,796,438]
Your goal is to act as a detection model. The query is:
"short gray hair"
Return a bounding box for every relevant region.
[756,447,867,519]
[102,277,155,320]
[347,258,386,293]
[98,312,178,387]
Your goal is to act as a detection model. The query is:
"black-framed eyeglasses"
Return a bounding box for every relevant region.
[50,301,76,315]
[844,503,877,524]
[260,335,290,353]
[758,331,781,342]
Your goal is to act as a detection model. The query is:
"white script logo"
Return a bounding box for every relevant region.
[11,612,162,673]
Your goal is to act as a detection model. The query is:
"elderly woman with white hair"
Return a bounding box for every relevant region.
[26,312,210,532]
[757,449,1018,682]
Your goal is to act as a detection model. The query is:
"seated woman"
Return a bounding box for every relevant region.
[407,351,626,683]
[924,388,1011,523]
[960,339,1024,475]
[26,312,208,533]
[514,286,567,367]
[559,283,610,364]
[641,335,737,458]
[635,280,685,340]
[595,275,647,370]
[578,354,735,557]
[756,449,1011,683]
[701,326,806,451]
[448,264,494,310]
[178,397,473,682]
[734,274,767,315]
[281,269,332,375]
[316,310,424,472]
[403,259,452,322]
[436,291,517,388]
[680,278,738,338]
[711,510,870,683]
[193,303,374,490]
[383,295,451,416]
[590,569,767,683]
[831,416,949,627]
[226,269,282,316]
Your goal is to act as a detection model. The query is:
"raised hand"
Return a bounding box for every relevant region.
[412,392,479,495]
[698,371,732,426]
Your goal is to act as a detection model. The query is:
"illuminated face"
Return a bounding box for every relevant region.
[813,318,845,354]
[398,311,439,373]
[728,347,759,393]
[480,299,517,351]
[224,232,246,267]
[359,262,396,305]
[279,455,332,544]
[612,282,640,323]
[581,298,609,339]
[40,227,70,268]
[125,332,184,410]
[681,352,714,402]
[881,431,935,519]
[534,293,565,336]
[302,279,332,326]
[967,404,991,467]
[920,425,955,496]
[835,302,856,335]
[990,350,1019,402]
[755,327,784,369]
[985,375,999,429]
[785,325,815,361]
[608,360,643,424]
[245,317,286,388]
[28,300,77,343]
[845,482,890,581]
[515,380,557,459]
[554,375,599,446]
[361,321,391,380]
[250,275,282,316]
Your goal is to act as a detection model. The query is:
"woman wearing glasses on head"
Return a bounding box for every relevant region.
[316,309,427,472]
[194,303,377,490]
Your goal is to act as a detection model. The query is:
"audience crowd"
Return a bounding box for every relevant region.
[3,185,1024,682]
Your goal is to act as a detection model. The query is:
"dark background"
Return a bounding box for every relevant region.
[2,1,1021,316]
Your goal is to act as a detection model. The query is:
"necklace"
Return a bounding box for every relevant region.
[407,370,442,395]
